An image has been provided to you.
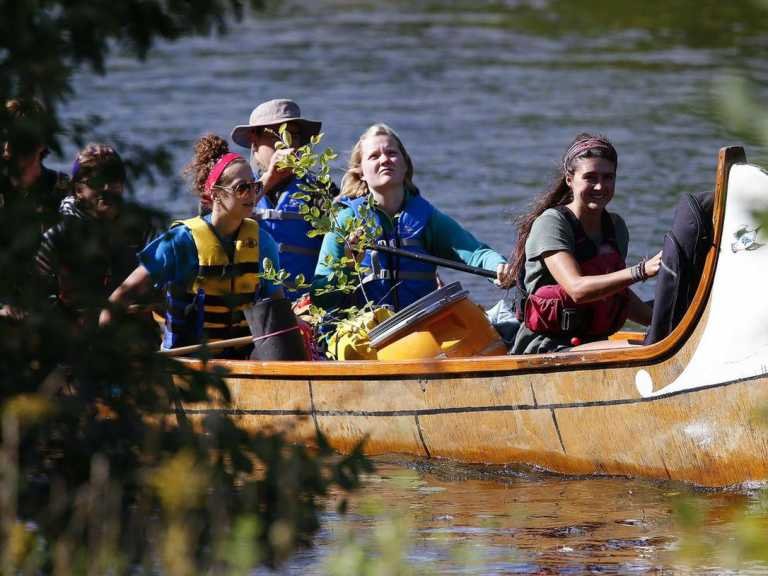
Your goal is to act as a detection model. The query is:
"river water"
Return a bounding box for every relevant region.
[57,0,768,572]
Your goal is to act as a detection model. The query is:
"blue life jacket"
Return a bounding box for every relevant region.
[254,175,322,299]
[347,194,438,311]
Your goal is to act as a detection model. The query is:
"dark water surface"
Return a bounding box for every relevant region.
[57,1,768,572]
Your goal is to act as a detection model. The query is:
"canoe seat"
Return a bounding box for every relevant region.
[571,334,645,352]
[608,330,645,344]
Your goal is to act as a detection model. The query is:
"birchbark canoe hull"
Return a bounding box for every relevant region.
[177,147,768,487]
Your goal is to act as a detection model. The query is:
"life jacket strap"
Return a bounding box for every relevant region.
[277,243,321,257]
[197,261,261,278]
[253,208,306,221]
[203,292,256,307]
[375,238,424,248]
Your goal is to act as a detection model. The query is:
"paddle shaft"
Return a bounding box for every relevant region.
[159,248,504,358]
[367,243,505,281]
[158,335,254,357]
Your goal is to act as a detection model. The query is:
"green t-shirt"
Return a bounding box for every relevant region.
[512,208,629,354]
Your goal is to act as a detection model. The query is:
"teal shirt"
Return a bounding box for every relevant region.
[312,192,507,309]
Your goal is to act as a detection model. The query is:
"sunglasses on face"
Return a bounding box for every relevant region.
[78,178,124,204]
[81,177,124,194]
[213,179,263,198]
[252,127,301,142]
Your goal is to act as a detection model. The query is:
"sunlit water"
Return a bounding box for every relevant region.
[55,1,768,572]
[274,459,768,575]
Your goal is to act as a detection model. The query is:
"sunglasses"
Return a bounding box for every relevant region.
[78,177,125,205]
[213,180,263,198]
[81,177,124,193]
[252,127,301,142]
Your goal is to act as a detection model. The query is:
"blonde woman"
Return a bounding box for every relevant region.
[312,123,513,312]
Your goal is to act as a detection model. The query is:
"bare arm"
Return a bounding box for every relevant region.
[543,250,661,304]
[98,265,153,326]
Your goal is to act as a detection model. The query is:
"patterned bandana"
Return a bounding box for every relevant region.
[562,137,615,173]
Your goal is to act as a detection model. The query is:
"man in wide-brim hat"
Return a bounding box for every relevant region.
[231,98,321,191]
[231,99,330,301]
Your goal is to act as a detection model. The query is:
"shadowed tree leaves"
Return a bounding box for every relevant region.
[0,0,371,572]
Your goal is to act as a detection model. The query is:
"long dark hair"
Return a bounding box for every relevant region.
[510,133,618,282]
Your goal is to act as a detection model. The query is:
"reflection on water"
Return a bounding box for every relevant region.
[274,459,768,575]
[55,2,768,572]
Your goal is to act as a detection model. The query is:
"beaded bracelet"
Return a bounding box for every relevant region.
[640,256,649,281]
[631,257,648,283]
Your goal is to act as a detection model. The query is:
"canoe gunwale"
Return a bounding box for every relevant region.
[177,147,745,379]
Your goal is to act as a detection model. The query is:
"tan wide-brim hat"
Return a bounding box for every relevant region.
[231,99,322,148]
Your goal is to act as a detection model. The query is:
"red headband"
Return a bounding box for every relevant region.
[204,153,243,193]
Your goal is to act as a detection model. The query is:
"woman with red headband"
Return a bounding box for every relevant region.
[100,134,283,358]
[510,133,662,354]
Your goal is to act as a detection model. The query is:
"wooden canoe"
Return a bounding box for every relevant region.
[176,146,768,487]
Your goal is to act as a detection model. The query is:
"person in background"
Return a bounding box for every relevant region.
[1,98,70,231]
[510,133,662,354]
[230,99,336,300]
[100,134,283,359]
[312,123,513,313]
[36,144,160,324]
[1,97,70,319]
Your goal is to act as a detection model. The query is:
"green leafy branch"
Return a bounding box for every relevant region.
[271,124,383,308]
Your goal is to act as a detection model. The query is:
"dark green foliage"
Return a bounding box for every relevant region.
[0,0,371,572]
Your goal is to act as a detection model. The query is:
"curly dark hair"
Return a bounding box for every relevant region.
[183,133,232,197]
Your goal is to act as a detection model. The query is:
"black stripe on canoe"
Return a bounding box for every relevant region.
[175,372,765,418]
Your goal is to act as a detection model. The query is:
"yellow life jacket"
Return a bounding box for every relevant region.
[165,216,260,346]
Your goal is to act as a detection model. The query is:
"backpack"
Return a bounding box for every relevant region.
[643,191,714,345]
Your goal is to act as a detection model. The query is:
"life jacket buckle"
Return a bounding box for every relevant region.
[560,308,581,333]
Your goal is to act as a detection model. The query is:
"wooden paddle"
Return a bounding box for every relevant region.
[157,336,254,357]
[365,243,513,284]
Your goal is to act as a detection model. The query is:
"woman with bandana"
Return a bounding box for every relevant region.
[510,133,662,354]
